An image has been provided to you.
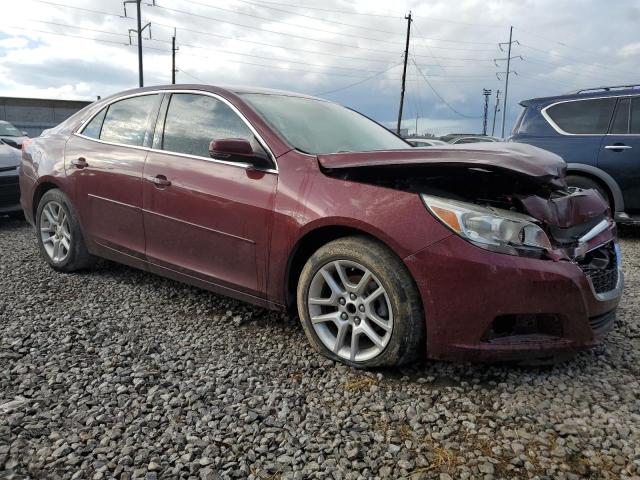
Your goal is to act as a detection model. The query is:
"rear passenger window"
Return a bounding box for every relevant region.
[99,95,158,147]
[546,98,615,134]
[610,98,630,134]
[82,108,107,139]
[631,98,640,134]
[162,93,264,159]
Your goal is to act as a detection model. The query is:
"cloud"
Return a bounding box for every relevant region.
[0,0,638,134]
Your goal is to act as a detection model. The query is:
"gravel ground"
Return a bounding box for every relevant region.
[1,219,639,480]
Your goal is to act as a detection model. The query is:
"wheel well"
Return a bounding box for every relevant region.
[285,226,381,314]
[32,182,58,218]
[566,171,615,210]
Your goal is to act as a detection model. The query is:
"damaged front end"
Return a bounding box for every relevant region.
[320,143,623,358]
[319,143,619,266]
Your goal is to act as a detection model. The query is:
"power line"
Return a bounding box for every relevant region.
[412,58,482,119]
[21,18,130,37]
[218,0,404,18]
[518,44,637,79]
[3,25,134,47]
[228,0,401,35]
[27,0,132,20]
[176,67,207,83]
[226,0,500,51]
[164,0,405,45]
[521,57,627,84]
[150,2,497,61]
[175,49,381,78]
[149,22,395,64]
[514,26,614,59]
[314,63,403,96]
[176,41,389,74]
[411,14,504,28]
[150,3,404,54]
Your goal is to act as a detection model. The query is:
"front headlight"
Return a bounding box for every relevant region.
[421,194,553,257]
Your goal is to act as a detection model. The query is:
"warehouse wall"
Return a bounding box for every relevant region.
[0,97,93,137]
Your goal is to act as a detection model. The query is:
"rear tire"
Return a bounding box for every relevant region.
[566,175,611,208]
[35,189,95,272]
[296,236,425,368]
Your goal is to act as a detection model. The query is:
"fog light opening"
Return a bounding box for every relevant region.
[482,314,564,343]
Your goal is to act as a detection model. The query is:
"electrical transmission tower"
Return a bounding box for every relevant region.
[124,0,153,87]
[482,89,492,135]
[494,26,522,138]
[396,11,412,135]
[172,28,178,84]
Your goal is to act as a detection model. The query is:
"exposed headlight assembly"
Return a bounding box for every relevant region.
[421,194,553,257]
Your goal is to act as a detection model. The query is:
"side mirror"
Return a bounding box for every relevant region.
[22,131,29,137]
[208,138,270,168]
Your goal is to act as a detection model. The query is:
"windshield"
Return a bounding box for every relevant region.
[241,93,410,154]
[0,121,22,136]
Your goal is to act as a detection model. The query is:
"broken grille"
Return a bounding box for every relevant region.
[578,242,619,294]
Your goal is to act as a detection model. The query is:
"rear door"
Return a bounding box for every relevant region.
[65,93,161,263]
[142,92,277,298]
[597,96,640,211]
[542,97,616,166]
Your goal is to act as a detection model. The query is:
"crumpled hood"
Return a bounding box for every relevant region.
[318,142,567,188]
[0,143,20,169]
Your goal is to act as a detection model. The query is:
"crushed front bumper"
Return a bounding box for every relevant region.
[404,234,623,363]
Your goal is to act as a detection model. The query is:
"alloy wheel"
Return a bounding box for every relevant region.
[307,260,393,362]
[40,201,72,263]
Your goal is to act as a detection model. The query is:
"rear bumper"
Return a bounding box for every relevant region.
[0,170,22,214]
[404,235,623,363]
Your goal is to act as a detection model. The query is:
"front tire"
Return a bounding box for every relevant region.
[297,236,424,368]
[36,189,95,272]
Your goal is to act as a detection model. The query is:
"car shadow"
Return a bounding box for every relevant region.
[619,223,640,239]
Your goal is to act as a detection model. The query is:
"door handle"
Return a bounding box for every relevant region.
[71,157,88,169]
[604,144,632,151]
[150,174,171,188]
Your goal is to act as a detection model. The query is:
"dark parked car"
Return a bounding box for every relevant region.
[0,120,29,150]
[20,85,622,367]
[510,85,640,223]
[0,143,23,218]
[439,134,501,144]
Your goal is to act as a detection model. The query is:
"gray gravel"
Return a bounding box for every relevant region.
[1,219,639,480]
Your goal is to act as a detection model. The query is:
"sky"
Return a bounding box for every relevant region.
[1,0,639,137]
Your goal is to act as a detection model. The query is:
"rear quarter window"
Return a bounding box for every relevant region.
[545,98,616,134]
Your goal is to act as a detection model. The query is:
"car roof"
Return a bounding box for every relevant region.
[521,86,640,107]
[102,84,325,102]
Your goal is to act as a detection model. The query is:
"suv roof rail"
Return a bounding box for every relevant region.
[573,84,640,94]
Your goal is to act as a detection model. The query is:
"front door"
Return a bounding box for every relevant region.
[66,93,161,262]
[142,92,277,298]
[598,96,640,212]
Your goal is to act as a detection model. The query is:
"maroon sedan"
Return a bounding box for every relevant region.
[19,85,623,368]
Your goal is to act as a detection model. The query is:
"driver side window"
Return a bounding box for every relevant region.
[161,93,267,161]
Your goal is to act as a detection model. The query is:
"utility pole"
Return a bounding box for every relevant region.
[482,89,492,135]
[172,28,178,84]
[124,0,152,87]
[491,89,501,136]
[396,11,412,135]
[494,26,521,138]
